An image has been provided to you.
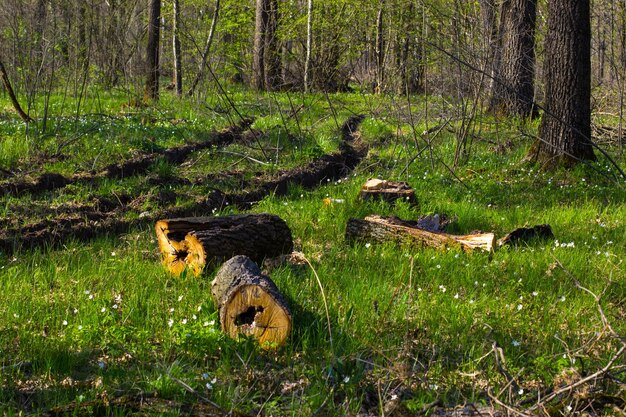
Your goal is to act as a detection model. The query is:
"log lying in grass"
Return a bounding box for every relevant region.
[211,255,291,348]
[346,215,495,252]
[498,224,554,246]
[155,214,293,276]
[359,178,417,205]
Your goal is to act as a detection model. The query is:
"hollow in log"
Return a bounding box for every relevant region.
[359,178,417,205]
[155,213,293,276]
[346,215,495,252]
[211,255,291,348]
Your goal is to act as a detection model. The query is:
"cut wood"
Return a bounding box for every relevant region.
[211,255,291,348]
[155,213,293,276]
[359,178,417,205]
[346,215,495,252]
[498,224,554,246]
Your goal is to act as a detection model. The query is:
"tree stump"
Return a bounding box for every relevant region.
[211,255,291,348]
[359,178,417,205]
[346,215,495,252]
[155,213,293,276]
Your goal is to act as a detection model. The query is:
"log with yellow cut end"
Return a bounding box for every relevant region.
[211,255,292,349]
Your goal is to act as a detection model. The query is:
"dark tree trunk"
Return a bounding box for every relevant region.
[489,0,537,118]
[264,0,281,90]
[172,0,182,96]
[0,58,34,123]
[253,0,280,91]
[529,0,595,166]
[144,0,161,102]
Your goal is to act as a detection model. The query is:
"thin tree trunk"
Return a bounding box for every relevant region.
[304,0,313,92]
[172,0,182,96]
[529,0,595,166]
[375,0,385,94]
[187,0,221,96]
[144,0,161,102]
[0,58,33,123]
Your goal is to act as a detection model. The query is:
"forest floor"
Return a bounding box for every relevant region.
[0,89,625,416]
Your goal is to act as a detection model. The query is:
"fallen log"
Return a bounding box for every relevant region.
[359,178,417,205]
[498,224,554,246]
[211,255,291,348]
[345,215,495,252]
[155,213,293,276]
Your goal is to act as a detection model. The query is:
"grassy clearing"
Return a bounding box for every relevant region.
[0,89,625,415]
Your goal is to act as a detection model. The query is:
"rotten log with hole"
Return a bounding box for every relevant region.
[211,255,291,348]
[345,215,495,252]
[359,178,417,205]
[155,213,293,276]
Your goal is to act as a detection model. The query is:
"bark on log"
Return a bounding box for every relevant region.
[498,224,554,246]
[359,178,417,205]
[346,215,495,252]
[155,213,293,276]
[211,255,291,348]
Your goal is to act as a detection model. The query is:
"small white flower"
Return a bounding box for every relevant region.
[512,340,521,347]
[532,291,538,296]
[13,313,19,318]
[436,264,441,269]
[566,405,573,412]
[73,308,78,314]
[469,299,474,304]
[98,361,106,369]
[85,290,90,295]
[168,319,174,328]
[192,315,197,320]
[343,376,350,383]
[112,304,118,309]
[454,293,459,299]
[62,320,68,326]
[78,325,83,330]
[560,296,566,302]
[390,394,398,400]
[111,251,116,257]
[101,307,106,313]
[197,305,202,312]
[365,243,371,248]
[169,308,175,313]
[517,304,523,311]
[417,287,422,292]
[178,295,184,302]
[518,388,524,395]
[88,294,94,300]
[181,318,187,325]
[202,373,209,380]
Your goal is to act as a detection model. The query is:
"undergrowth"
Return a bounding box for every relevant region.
[0,88,624,416]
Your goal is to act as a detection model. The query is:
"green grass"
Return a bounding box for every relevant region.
[0,88,625,415]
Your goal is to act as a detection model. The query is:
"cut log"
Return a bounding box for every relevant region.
[155,213,293,276]
[498,224,554,246]
[359,178,417,205]
[346,215,495,252]
[211,255,291,348]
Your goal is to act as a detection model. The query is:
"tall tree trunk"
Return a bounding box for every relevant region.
[172,0,182,96]
[264,0,280,90]
[253,0,280,91]
[187,0,221,96]
[252,0,269,90]
[529,0,595,166]
[144,0,161,102]
[479,0,499,98]
[489,0,537,118]
[375,0,385,94]
[304,0,313,92]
